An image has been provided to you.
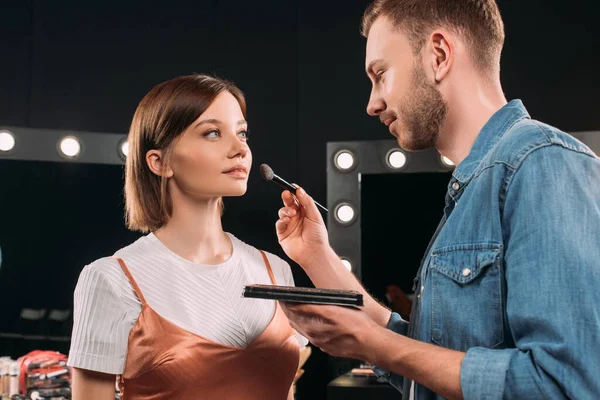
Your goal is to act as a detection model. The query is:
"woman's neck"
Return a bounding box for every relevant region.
[154,193,232,265]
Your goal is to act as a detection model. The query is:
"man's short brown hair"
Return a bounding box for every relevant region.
[361,0,505,72]
[124,74,246,233]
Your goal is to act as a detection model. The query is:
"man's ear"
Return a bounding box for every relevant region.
[428,30,454,83]
[146,149,173,178]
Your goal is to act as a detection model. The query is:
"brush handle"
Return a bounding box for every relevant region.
[272,174,328,214]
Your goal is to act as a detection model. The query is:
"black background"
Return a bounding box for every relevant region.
[1,1,598,398]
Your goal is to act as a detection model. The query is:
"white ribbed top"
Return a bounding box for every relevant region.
[67,232,307,374]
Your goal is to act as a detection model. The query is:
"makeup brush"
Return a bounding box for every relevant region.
[259,164,328,214]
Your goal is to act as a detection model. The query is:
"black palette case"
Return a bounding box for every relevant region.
[243,284,363,307]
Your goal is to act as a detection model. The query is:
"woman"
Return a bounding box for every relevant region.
[67,74,308,399]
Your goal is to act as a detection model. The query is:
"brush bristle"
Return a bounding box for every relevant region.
[260,164,274,181]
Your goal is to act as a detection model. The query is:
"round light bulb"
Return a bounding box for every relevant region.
[0,131,15,152]
[335,151,355,170]
[387,150,406,169]
[341,258,352,271]
[121,141,129,157]
[441,155,454,166]
[336,204,355,223]
[59,137,81,157]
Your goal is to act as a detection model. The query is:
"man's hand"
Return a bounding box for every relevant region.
[282,302,465,400]
[280,302,379,361]
[276,186,393,329]
[276,187,330,267]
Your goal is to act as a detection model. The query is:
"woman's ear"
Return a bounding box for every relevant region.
[146,149,173,178]
[428,30,454,83]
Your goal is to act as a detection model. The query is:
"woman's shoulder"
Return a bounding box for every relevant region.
[80,235,148,277]
[76,235,154,296]
[228,233,294,284]
[79,256,123,284]
[114,233,154,259]
[229,233,286,263]
[75,256,141,310]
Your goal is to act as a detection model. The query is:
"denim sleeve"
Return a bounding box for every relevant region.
[371,312,409,392]
[460,144,600,400]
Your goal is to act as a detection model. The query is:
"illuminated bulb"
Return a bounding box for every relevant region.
[59,137,81,157]
[387,150,406,169]
[341,258,352,271]
[121,141,129,157]
[441,155,454,167]
[0,131,15,152]
[335,204,355,223]
[334,150,355,170]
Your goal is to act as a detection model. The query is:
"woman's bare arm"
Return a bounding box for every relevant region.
[71,368,116,400]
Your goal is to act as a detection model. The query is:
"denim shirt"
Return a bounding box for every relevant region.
[373,100,600,399]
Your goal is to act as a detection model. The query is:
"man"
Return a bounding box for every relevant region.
[274,1,600,399]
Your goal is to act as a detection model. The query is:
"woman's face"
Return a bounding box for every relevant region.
[166,91,252,200]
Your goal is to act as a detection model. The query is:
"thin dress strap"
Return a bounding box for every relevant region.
[113,256,147,305]
[258,250,278,285]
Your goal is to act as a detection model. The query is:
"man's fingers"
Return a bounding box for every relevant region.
[293,186,324,224]
[278,207,297,220]
[281,190,297,207]
[276,217,290,235]
[282,303,335,323]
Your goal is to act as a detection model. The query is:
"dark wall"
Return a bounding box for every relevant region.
[1,0,599,398]
[2,0,599,258]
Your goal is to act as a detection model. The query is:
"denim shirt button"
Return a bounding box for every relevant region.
[452,182,460,191]
[462,268,471,277]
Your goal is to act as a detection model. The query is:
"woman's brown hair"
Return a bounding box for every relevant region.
[124,74,246,232]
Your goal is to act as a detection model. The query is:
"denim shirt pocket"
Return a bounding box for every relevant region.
[430,244,504,351]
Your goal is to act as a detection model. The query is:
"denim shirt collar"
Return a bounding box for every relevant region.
[452,100,530,183]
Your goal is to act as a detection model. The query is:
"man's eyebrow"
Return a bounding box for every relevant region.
[366,59,382,75]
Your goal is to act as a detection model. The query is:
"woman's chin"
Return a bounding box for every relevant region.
[222,186,248,197]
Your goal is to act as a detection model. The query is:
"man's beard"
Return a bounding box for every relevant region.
[397,62,448,151]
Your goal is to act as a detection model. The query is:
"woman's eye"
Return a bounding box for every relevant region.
[203,130,220,138]
[238,130,250,140]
